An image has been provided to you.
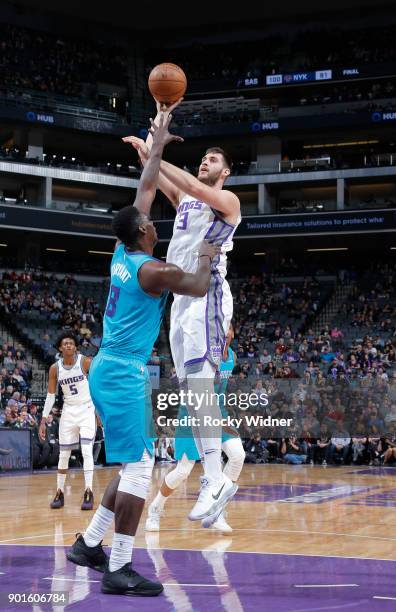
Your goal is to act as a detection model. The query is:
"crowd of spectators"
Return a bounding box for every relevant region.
[290,80,396,108]
[2,261,396,470]
[228,265,396,465]
[0,341,32,410]
[0,24,127,98]
[147,24,396,84]
[0,269,105,364]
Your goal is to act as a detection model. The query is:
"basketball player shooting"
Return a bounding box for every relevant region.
[123,96,241,524]
[66,113,219,598]
[39,333,96,511]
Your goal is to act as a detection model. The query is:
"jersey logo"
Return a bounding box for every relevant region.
[59,374,84,385]
[177,200,203,214]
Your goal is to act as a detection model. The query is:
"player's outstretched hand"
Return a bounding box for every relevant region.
[122,135,149,163]
[149,112,184,147]
[199,240,220,261]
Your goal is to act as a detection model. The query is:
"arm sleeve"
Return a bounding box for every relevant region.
[42,393,55,418]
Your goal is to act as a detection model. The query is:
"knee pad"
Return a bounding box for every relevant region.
[58,449,71,471]
[118,449,154,500]
[165,456,195,490]
[222,438,245,482]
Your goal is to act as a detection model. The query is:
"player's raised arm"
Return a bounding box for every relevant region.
[139,240,219,298]
[159,157,240,220]
[122,98,184,209]
[131,113,183,216]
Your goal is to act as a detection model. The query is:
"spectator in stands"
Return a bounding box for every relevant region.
[244,433,268,463]
[2,405,16,427]
[40,334,52,355]
[281,436,307,464]
[325,421,351,464]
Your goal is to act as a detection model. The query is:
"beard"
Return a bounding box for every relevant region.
[198,170,221,186]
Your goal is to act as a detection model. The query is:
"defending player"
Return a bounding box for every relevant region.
[39,334,95,511]
[124,102,241,522]
[66,113,219,598]
[146,324,245,533]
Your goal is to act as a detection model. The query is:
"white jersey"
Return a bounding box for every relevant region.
[57,353,92,407]
[166,195,240,278]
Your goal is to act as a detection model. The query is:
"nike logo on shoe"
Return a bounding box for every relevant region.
[212,483,225,500]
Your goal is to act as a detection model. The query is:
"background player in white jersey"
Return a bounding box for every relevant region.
[124,101,241,522]
[39,333,96,511]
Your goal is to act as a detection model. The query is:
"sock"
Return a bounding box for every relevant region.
[109,533,135,572]
[151,491,168,511]
[84,469,93,490]
[57,473,66,491]
[202,448,223,482]
[84,504,114,547]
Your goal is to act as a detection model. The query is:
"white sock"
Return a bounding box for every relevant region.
[202,448,223,482]
[109,533,134,572]
[84,504,114,547]
[151,491,168,511]
[84,470,93,490]
[57,473,66,491]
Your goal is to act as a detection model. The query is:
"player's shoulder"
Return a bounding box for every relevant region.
[222,189,240,202]
[49,362,59,376]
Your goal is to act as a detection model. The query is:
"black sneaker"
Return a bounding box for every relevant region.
[81,488,94,511]
[101,562,163,597]
[67,533,108,572]
[50,489,64,509]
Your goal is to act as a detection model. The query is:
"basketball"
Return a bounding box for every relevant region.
[148,62,187,105]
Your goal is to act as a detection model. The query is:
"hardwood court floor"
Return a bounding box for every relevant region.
[1,462,395,560]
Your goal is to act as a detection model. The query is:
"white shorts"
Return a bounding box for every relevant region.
[170,275,233,380]
[59,402,96,450]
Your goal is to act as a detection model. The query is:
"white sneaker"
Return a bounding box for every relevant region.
[188,475,238,521]
[145,505,162,531]
[207,511,232,534]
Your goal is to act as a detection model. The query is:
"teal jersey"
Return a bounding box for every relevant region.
[101,245,167,362]
[215,347,236,397]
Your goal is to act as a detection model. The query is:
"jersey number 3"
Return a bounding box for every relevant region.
[106,285,121,318]
[176,212,189,230]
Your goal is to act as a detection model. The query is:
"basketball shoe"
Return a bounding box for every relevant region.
[203,510,232,533]
[67,533,108,572]
[188,475,237,521]
[145,505,162,531]
[81,488,94,510]
[101,562,163,596]
[50,489,64,509]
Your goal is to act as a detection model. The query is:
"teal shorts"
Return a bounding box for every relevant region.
[174,403,239,461]
[89,351,155,463]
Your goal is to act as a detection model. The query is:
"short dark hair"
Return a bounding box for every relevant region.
[205,147,232,171]
[55,333,79,350]
[112,205,143,249]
